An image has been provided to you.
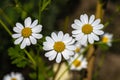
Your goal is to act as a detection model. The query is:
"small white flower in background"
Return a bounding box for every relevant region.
[12,17,43,49]
[74,41,85,54]
[68,54,87,71]
[3,72,24,80]
[43,31,75,63]
[71,14,104,45]
[101,33,113,46]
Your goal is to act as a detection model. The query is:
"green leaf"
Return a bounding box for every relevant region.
[41,0,51,12]
[8,46,28,68]
[98,43,109,51]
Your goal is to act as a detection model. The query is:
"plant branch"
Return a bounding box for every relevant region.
[24,49,36,66]
[0,19,12,35]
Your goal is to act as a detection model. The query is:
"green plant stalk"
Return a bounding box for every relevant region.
[24,49,36,66]
[0,19,12,35]
[0,8,14,26]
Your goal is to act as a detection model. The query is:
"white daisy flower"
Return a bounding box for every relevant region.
[101,33,113,46]
[3,72,24,80]
[12,17,43,49]
[43,31,75,63]
[71,14,104,45]
[68,54,87,70]
[74,41,85,54]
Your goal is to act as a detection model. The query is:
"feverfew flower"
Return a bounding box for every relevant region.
[3,72,24,80]
[74,42,85,54]
[71,14,104,45]
[12,17,43,49]
[43,31,75,63]
[68,54,87,70]
[101,33,113,46]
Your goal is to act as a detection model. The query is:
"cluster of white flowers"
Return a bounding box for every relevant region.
[12,14,113,71]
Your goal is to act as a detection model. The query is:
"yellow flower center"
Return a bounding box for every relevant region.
[54,41,65,52]
[22,27,32,38]
[102,36,109,43]
[73,59,81,67]
[82,24,93,34]
[75,47,80,53]
[11,78,17,80]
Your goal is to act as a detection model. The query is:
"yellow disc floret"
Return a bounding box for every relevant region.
[54,41,65,52]
[82,24,93,34]
[75,47,80,53]
[102,36,109,43]
[22,27,32,38]
[73,59,81,67]
[11,78,17,80]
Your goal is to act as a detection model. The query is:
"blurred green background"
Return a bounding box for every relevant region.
[0,0,120,80]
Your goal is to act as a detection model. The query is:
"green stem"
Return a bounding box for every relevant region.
[94,39,120,45]
[24,49,36,66]
[0,19,12,35]
[38,0,42,23]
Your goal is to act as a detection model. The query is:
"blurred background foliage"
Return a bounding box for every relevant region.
[0,0,120,80]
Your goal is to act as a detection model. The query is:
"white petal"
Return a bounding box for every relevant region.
[72,30,81,34]
[91,33,99,41]
[88,34,94,44]
[26,38,31,46]
[46,36,54,45]
[63,49,74,56]
[43,42,53,50]
[83,14,88,24]
[32,33,42,39]
[74,19,82,26]
[20,38,27,49]
[93,30,104,35]
[30,20,38,28]
[45,50,56,57]
[32,25,42,33]
[71,24,81,29]
[62,51,69,60]
[62,49,74,56]
[68,50,74,56]
[14,37,23,44]
[107,43,112,46]
[62,34,73,43]
[13,27,21,33]
[12,34,21,38]
[89,15,95,24]
[58,31,63,40]
[92,19,101,26]
[16,23,24,29]
[56,53,62,63]
[51,32,59,41]
[63,37,72,44]
[30,36,37,44]
[75,33,84,40]
[66,45,75,50]
[3,75,11,80]
[81,35,87,45]
[67,39,75,45]
[62,33,69,41]
[93,24,104,29]
[48,52,57,61]
[24,17,32,27]
[43,45,53,50]
[80,14,85,24]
